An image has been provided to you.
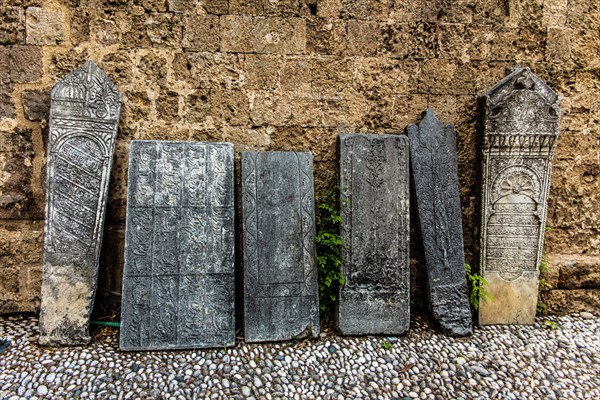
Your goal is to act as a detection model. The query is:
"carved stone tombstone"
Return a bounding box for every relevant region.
[39,61,122,346]
[336,134,410,335]
[408,110,473,336]
[241,151,319,342]
[120,141,235,350]
[478,68,560,325]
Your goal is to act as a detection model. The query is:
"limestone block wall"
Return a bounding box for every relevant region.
[1,0,598,315]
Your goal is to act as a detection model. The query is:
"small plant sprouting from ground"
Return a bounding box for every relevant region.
[544,320,557,330]
[315,185,345,323]
[380,340,393,351]
[465,263,493,311]
[537,301,547,315]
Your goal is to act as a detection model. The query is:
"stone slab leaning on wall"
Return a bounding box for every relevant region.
[120,141,235,351]
[241,151,320,342]
[39,61,121,346]
[477,67,560,325]
[408,110,473,336]
[336,133,410,335]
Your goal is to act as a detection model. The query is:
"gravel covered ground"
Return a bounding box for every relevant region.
[0,313,598,400]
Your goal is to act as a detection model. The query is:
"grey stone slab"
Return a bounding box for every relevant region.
[241,151,319,342]
[39,60,122,346]
[336,134,410,335]
[119,141,235,351]
[477,68,560,325]
[407,110,473,337]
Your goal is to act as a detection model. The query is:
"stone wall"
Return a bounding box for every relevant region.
[1,0,598,316]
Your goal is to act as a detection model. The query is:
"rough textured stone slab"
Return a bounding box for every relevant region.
[241,151,319,342]
[336,134,410,335]
[120,141,235,351]
[39,61,121,346]
[478,68,560,325]
[408,110,473,336]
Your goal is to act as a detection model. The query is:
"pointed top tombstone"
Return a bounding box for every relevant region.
[39,61,122,345]
[408,109,473,337]
[477,68,560,325]
[50,60,121,120]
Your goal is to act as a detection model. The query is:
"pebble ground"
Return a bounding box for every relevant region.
[0,313,598,400]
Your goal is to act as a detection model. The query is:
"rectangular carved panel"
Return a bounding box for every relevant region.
[336,134,410,335]
[39,60,121,346]
[120,141,235,350]
[241,151,319,342]
[478,68,560,325]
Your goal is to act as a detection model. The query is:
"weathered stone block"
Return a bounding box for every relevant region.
[541,289,600,315]
[120,12,182,49]
[345,20,383,56]
[306,17,346,56]
[221,16,306,54]
[336,134,410,335]
[26,7,65,45]
[340,0,389,21]
[9,45,42,83]
[241,151,319,342]
[39,61,122,346]
[120,141,235,351]
[21,88,50,120]
[408,109,473,336]
[478,68,560,325]
[0,6,25,45]
[0,82,14,118]
[183,15,220,52]
[229,0,299,16]
[250,90,292,126]
[0,128,35,219]
[551,255,600,289]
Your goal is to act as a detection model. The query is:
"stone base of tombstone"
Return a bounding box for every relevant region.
[336,292,409,335]
[39,266,96,346]
[479,272,539,325]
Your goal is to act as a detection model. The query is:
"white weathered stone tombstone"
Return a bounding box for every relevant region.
[478,67,560,325]
[39,61,121,345]
[336,134,410,335]
[241,151,320,342]
[120,141,235,350]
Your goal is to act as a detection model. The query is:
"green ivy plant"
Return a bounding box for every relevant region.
[315,185,345,323]
[464,263,493,311]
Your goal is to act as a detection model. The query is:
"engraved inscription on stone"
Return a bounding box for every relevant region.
[407,110,473,336]
[336,134,410,335]
[120,141,235,351]
[39,60,121,346]
[478,68,560,325]
[241,151,319,342]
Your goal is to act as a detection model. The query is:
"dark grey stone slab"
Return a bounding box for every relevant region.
[478,68,560,325]
[119,141,235,351]
[39,60,121,346]
[407,109,473,337]
[241,151,319,342]
[336,134,410,335]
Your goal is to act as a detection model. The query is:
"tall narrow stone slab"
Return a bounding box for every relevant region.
[120,141,235,351]
[241,151,319,342]
[336,134,410,335]
[478,68,560,325]
[408,110,473,336]
[39,61,122,346]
